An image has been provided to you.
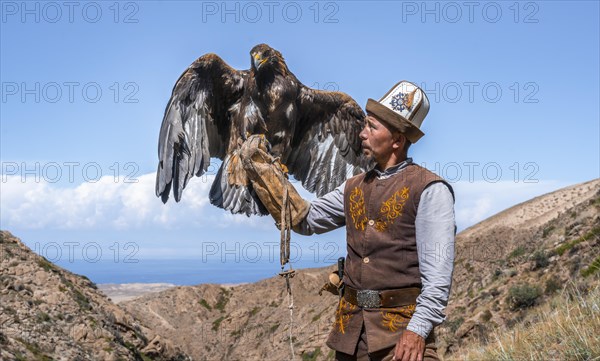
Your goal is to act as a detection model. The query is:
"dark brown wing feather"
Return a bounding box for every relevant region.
[156,54,247,203]
[286,87,371,197]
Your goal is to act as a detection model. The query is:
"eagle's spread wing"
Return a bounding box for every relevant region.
[156,54,247,203]
[287,87,370,197]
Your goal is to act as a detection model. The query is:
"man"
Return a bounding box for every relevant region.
[241,81,455,361]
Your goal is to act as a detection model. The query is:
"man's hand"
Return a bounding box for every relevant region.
[392,329,425,361]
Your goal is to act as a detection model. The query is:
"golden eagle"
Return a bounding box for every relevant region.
[156,44,368,215]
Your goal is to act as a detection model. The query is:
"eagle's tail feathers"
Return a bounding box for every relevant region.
[209,156,268,216]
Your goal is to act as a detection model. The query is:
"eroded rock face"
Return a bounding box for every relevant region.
[118,267,340,361]
[0,231,191,361]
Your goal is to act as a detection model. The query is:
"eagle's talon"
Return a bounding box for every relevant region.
[280,163,289,174]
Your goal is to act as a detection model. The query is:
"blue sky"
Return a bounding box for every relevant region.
[1,1,599,283]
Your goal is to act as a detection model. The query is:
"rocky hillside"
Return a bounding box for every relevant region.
[120,266,339,361]
[439,178,600,357]
[0,231,191,361]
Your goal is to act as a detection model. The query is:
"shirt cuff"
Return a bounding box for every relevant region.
[406,315,433,339]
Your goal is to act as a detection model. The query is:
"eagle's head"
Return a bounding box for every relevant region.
[250,44,287,73]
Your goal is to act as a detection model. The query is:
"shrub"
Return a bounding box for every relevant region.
[508,283,541,310]
[556,226,600,256]
[249,306,261,316]
[445,316,464,333]
[508,246,526,260]
[199,299,212,311]
[211,316,225,331]
[581,256,600,278]
[214,288,230,312]
[36,312,51,323]
[37,258,54,272]
[592,196,600,208]
[532,250,549,270]
[542,225,555,238]
[507,268,518,277]
[480,309,493,322]
[269,323,280,333]
[73,289,92,311]
[302,347,322,361]
[492,269,502,281]
[545,278,562,294]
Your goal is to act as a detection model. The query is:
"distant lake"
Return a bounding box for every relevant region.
[55,258,337,285]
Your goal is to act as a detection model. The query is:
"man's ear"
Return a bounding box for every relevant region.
[392,132,406,150]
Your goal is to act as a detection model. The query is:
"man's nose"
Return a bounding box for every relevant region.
[359,127,367,140]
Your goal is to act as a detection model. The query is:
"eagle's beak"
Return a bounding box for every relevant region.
[253,53,267,70]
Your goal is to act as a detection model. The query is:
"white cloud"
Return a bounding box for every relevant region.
[1,172,272,231]
[1,172,573,234]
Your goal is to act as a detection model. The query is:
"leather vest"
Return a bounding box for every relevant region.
[327,163,451,354]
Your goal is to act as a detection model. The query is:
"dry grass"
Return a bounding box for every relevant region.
[450,283,600,361]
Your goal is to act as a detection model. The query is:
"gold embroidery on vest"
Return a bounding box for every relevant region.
[334,298,356,334]
[380,304,416,332]
[349,187,368,231]
[375,186,410,232]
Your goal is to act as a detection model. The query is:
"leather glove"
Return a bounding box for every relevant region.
[239,134,310,228]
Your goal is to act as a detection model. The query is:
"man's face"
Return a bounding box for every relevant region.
[359,115,399,164]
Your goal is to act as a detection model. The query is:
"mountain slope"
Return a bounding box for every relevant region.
[120,266,339,360]
[0,231,191,361]
[439,178,600,357]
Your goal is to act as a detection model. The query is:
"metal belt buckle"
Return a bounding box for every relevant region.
[356,290,381,308]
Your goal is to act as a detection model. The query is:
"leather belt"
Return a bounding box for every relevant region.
[343,286,421,308]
